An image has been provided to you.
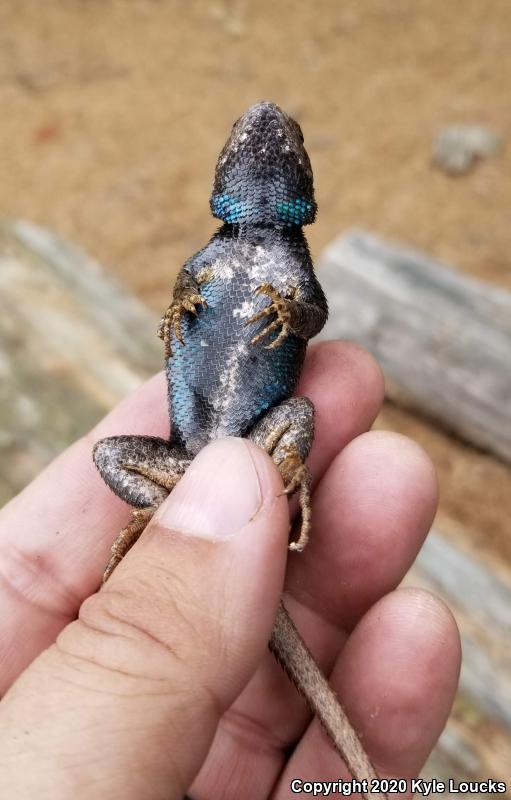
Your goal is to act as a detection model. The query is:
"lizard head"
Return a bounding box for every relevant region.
[210,101,317,226]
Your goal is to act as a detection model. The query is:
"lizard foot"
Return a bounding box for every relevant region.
[276,445,312,552]
[158,293,208,358]
[246,283,293,349]
[102,507,155,584]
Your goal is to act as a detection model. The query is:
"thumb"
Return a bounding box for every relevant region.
[0,438,290,800]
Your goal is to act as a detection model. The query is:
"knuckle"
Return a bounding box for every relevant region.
[48,585,222,722]
[71,566,225,692]
[63,585,189,688]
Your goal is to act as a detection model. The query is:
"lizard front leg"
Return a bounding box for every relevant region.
[158,268,210,358]
[245,282,327,349]
[248,397,314,551]
[93,435,191,581]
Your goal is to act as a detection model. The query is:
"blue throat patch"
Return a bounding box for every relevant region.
[211,193,315,225]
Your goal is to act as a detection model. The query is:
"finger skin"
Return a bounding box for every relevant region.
[298,341,385,484]
[0,371,169,694]
[0,341,383,691]
[187,433,439,800]
[0,440,290,800]
[273,589,461,799]
[287,430,439,631]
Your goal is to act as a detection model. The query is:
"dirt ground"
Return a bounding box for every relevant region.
[0,0,510,563]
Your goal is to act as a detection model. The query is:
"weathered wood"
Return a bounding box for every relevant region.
[0,217,162,504]
[319,231,511,463]
[409,530,511,786]
[1,218,510,789]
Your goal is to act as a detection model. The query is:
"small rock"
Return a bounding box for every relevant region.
[432,125,503,175]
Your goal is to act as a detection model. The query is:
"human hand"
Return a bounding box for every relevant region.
[0,341,460,799]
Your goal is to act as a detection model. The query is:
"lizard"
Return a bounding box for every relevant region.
[93,101,385,799]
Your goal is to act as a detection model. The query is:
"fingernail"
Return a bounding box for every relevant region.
[155,438,265,539]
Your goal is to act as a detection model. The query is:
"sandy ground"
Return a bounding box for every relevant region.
[1,0,510,561]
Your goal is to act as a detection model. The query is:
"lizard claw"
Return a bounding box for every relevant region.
[245,283,292,349]
[158,294,208,358]
[272,443,312,552]
[285,463,312,551]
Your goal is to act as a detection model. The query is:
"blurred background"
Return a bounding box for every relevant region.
[0,0,510,792]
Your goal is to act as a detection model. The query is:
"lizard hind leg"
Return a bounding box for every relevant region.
[102,507,155,584]
[248,397,314,551]
[93,434,191,581]
[93,434,191,508]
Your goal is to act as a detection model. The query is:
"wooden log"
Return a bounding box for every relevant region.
[319,230,511,463]
[0,217,162,504]
[408,530,511,785]
[1,218,510,788]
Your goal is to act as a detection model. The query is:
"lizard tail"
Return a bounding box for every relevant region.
[269,600,387,800]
